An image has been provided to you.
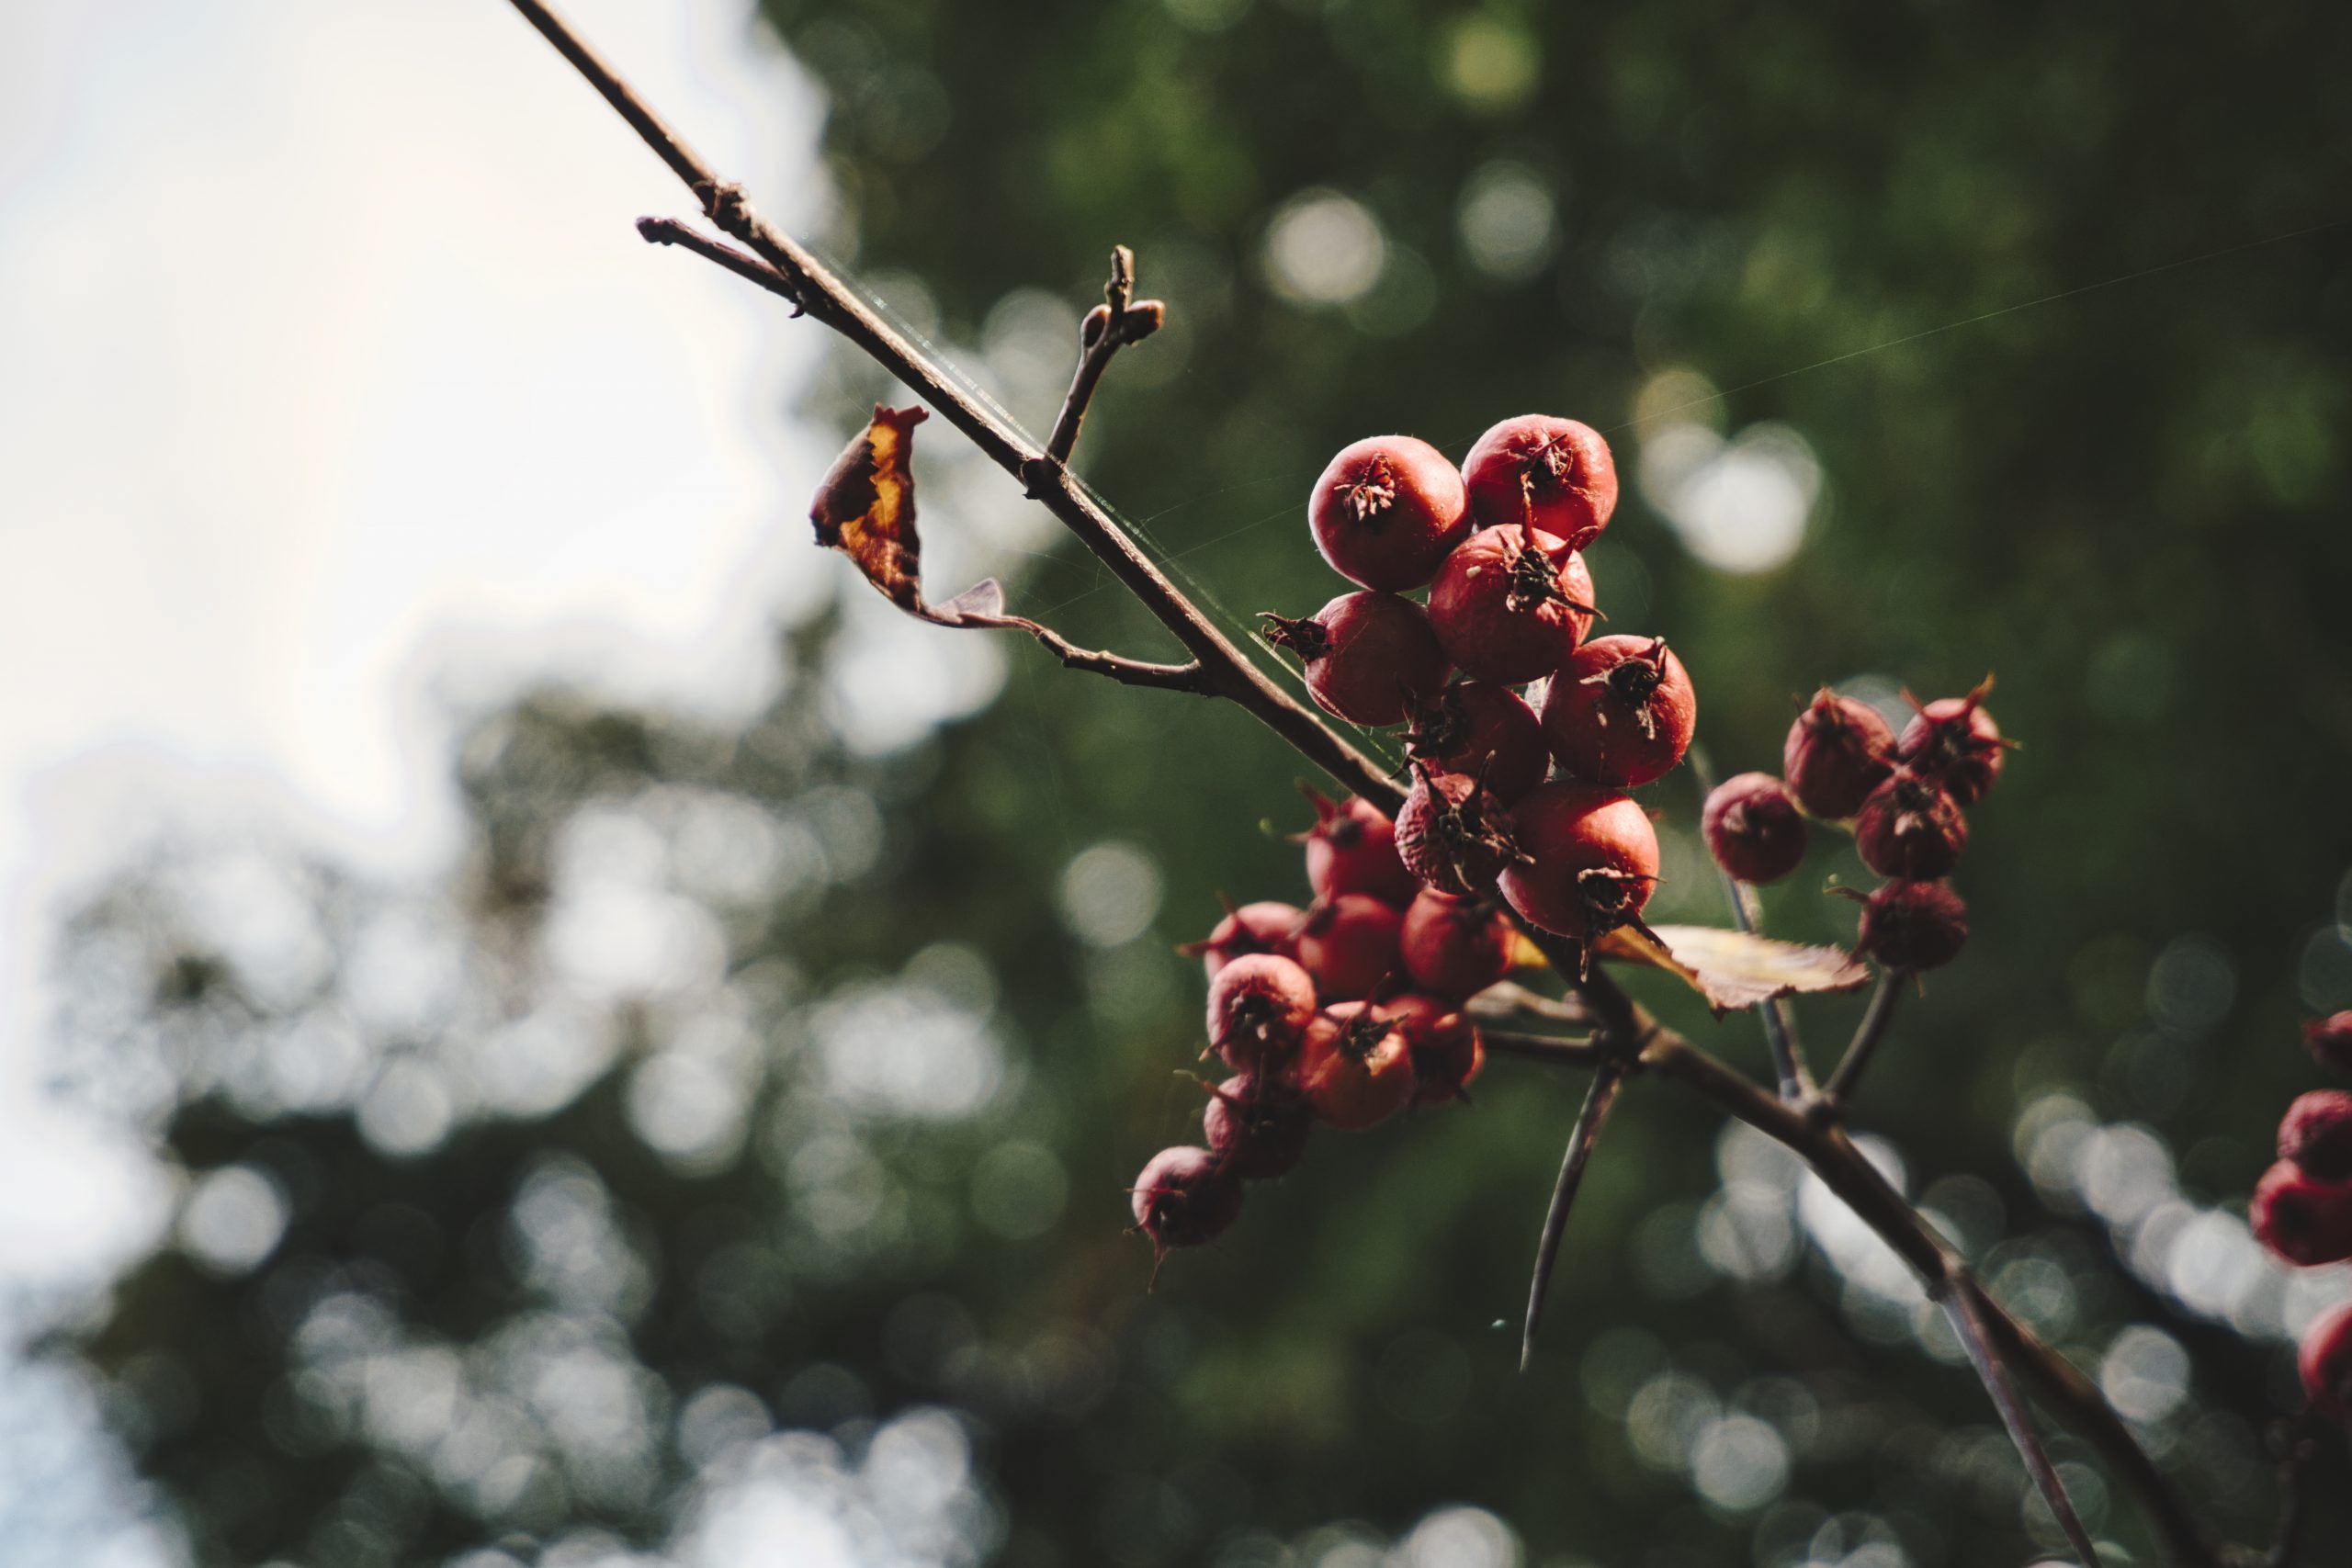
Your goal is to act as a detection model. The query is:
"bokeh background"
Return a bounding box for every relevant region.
[5,1,2352,1565]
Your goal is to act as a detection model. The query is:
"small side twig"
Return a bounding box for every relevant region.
[1520,1057,1628,1371]
[953,609,1206,692]
[1939,1271,2104,1566]
[1043,246,1162,466]
[638,216,801,309]
[1823,968,1904,1110]
[1478,1029,1605,1067]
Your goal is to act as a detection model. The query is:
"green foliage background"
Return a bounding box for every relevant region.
[44,2,2352,1565]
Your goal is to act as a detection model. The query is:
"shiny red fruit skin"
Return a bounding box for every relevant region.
[1542,636,1697,788]
[1299,792,1418,907]
[1293,894,1403,1001]
[1852,771,1969,880]
[1187,901,1304,979]
[1899,694,2004,805]
[2300,1300,2352,1419]
[2308,1011,2352,1075]
[1204,1076,1312,1180]
[1295,1002,1418,1130]
[1204,953,1318,1073]
[2280,1090,2352,1183]
[1130,1145,1243,1250]
[1307,435,1471,592]
[1398,890,1515,999]
[1783,688,1896,819]
[1404,682,1547,804]
[1701,773,1808,885]
[1461,414,1619,549]
[1427,525,1597,685]
[1264,592,1450,728]
[1498,783,1659,940]
[1854,881,1968,971]
[1381,992,1484,1103]
[2252,1160,2352,1267]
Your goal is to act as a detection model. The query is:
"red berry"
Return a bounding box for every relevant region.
[1782,688,1896,819]
[1382,992,1485,1103]
[1404,682,1547,804]
[1898,684,2006,805]
[1130,1145,1243,1262]
[1461,414,1619,550]
[1295,1002,1418,1130]
[1852,770,1969,881]
[1398,889,1515,999]
[1293,894,1404,1001]
[1498,783,1659,941]
[1426,525,1597,685]
[1307,435,1471,592]
[1203,1076,1312,1180]
[1295,790,1417,907]
[1261,592,1450,728]
[1395,765,1523,897]
[2299,1301,2352,1419]
[2252,1160,2352,1267]
[2308,1012,2352,1075]
[1541,636,1697,788]
[2280,1091,2352,1183]
[1182,900,1304,979]
[1701,773,1808,885]
[1852,881,1968,971]
[1205,953,1318,1072]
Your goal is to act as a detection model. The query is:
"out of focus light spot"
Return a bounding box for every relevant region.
[628,1054,749,1173]
[814,976,1004,1121]
[2099,1325,2189,1423]
[356,1057,455,1158]
[1456,163,1556,282]
[1393,1505,1521,1568]
[970,1141,1067,1240]
[2299,923,2352,1011]
[2144,935,2234,1035]
[1263,190,1387,307]
[676,1385,772,1470]
[1626,1371,1718,1470]
[1637,418,1821,575]
[1440,17,1539,114]
[1688,1413,1790,1512]
[177,1164,288,1276]
[1057,840,1164,948]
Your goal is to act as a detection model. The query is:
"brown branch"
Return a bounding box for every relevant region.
[505,0,1401,810]
[1520,1057,1627,1371]
[1823,968,1904,1110]
[1939,1271,2105,1567]
[1045,246,1162,464]
[1478,1028,1605,1067]
[951,608,1206,692]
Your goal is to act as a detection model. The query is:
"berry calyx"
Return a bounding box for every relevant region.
[1782,688,1896,820]
[1398,889,1515,999]
[1181,899,1305,978]
[1203,1076,1312,1180]
[1204,953,1318,1072]
[1542,636,1697,788]
[1404,682,1547,804]
[2251,1160,2352,1268]
[1898,682,2007,805]
[1261,592,1451,728]
[1850,881,1969,972]
[1295,789,1417,907]
[2308,1012,2352,1075]
[1307,435,1472,592]
[1427,525,1598,685]
[1295,1002,1418,1130]
[1461,414,1619,549]
[1130,1145,1244,1269]
[1852,770,1969,881]
[2299,1301,2352,1419]
[1498,782,1660,942]
[1701,773,1808,885]
[1381,992,1484,1103]
[1293,894,1404,1001]
[1395,765,1524,897]
[2279,1090,2352,1183]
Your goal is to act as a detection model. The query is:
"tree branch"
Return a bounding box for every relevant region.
[1045,246,1161,464]
[1823,968,1904,1110]
[1939,1270,2105,1567]
[1521,1057,1627,1371]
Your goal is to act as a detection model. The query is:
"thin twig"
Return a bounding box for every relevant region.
[1478,1029,1605,1066]
[1044,246,1162,464]
[1520,1058,1627,1371]
[1823,968,1903,1109]
[1939,1272,2105,1567]
[638,217,800,307]
[507,0,1402,810]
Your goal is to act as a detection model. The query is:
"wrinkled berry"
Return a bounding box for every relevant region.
[2299,1301,2352,1419]
[1205,953,1317,1072]
[1898,684,2006,805]
[1398,889,1516,1000]
[1395,765,1522,897]
[1405,682,1547,804]
[1182,900,1304,979]
[1783,688,1895,820]
[2252,1160,2352,1268]
[1853,881,1968,971]
[1204,1076,1312,1180]
[2280,1091,2352,1184]
[2305,1012,2352,1075]
[1295,1002,1418,1130]
[1853,770,1969,881]
[1293,894,1404,1001]
[1381,991,1484,1103]
[1701,773,1808,885]
[1295,789,1417,908]
[1131,1145,1243,1263]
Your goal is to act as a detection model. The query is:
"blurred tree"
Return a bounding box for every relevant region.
[38,0,2352,1564]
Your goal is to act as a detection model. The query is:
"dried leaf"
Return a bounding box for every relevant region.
[810,404,930,614]
[929,579,1007,624]
[1597,924,1870,1014]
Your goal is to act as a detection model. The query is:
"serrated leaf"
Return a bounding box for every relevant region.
[1597,923,1870,1014]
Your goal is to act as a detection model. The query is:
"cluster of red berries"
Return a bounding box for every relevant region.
[1701,682,2007,971]
[1256,416,1686,952]
[1128,788,1510,1269]
[2249,1010,2352,1419]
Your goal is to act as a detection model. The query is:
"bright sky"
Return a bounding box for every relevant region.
[0,1,845,1554]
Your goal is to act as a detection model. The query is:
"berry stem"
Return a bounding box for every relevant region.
[1519,1056,1627,1372]
[1822,968,1904,1110]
